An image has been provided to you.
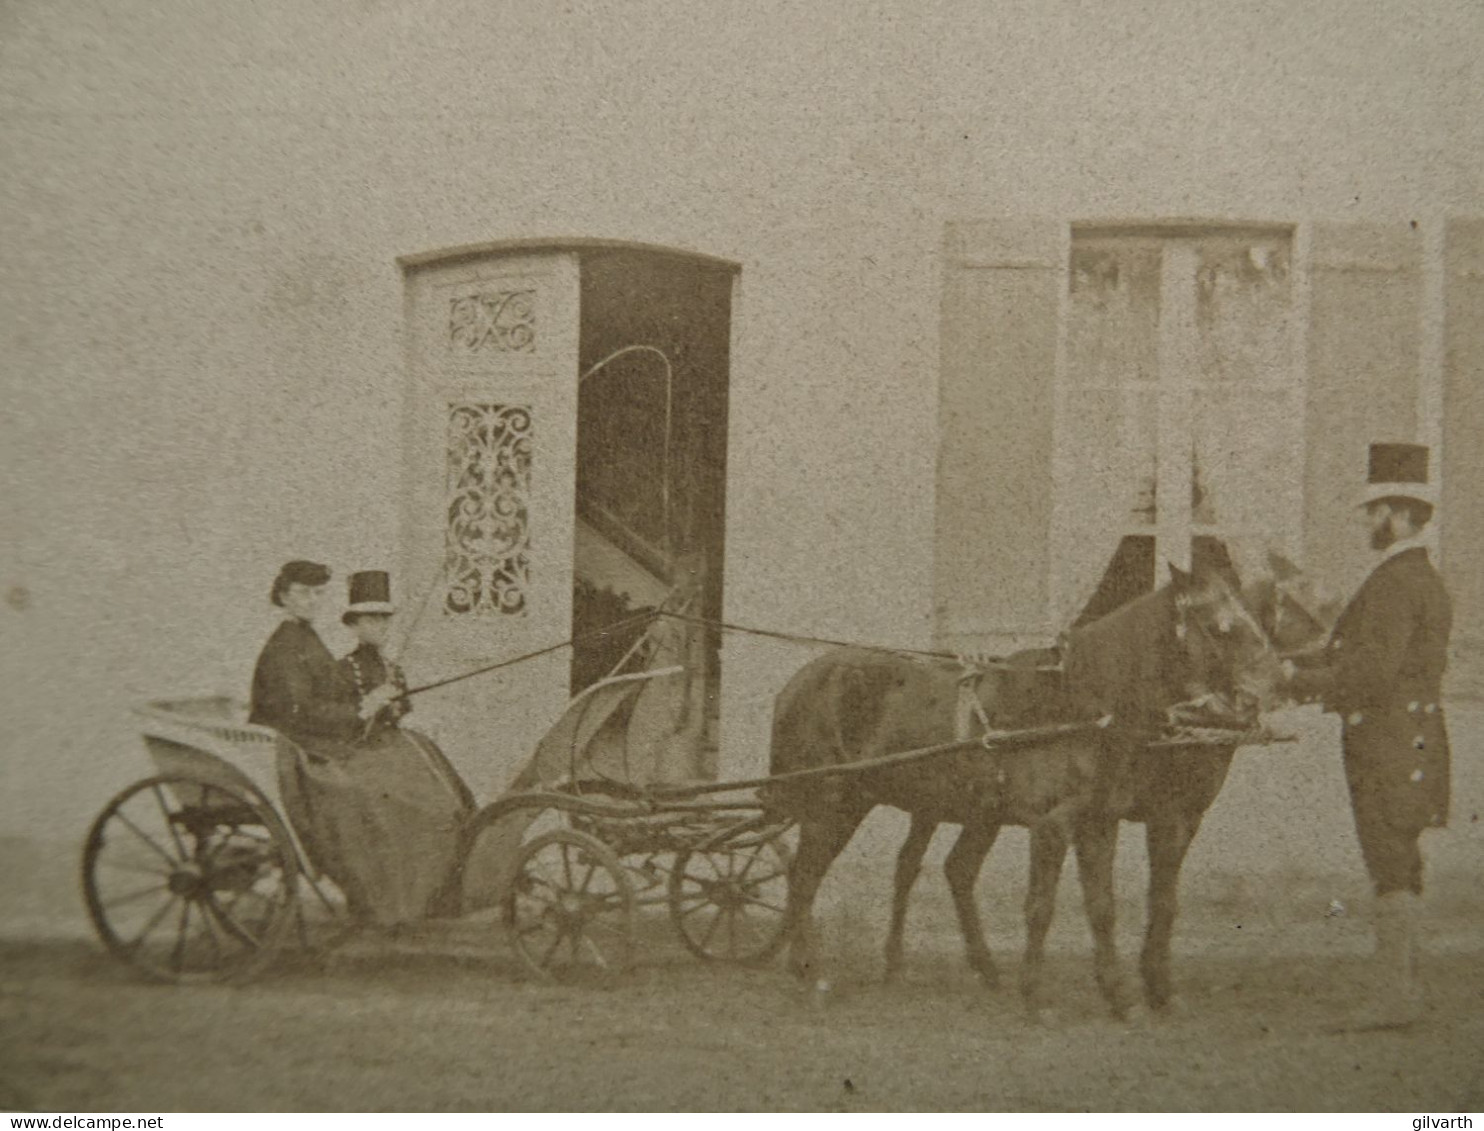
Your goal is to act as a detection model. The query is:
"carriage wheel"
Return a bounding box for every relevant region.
[82,774,298,984]
[503,829,635,983]
[668,823,793,964]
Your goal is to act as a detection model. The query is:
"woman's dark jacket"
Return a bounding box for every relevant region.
[248,618,361,744]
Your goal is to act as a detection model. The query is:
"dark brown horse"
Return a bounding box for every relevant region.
[764,563,1283,1020]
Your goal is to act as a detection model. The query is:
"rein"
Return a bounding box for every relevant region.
[392,610,1062,702]
[388,580,1273,715]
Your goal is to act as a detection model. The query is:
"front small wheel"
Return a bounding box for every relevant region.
[669,822,792,964]
[82,775,298,984]
[503,829,635,983]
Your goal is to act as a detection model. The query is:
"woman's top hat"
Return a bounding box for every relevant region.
[1358,442,1437,508]
[343,570,396,622]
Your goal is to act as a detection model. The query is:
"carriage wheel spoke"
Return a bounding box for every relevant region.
[577,860,597,896]
[200,900,229,961]
[123,891,181,952]
[699,907,726,949]
[739,867,786,888]
[116,811,183,868]
[578,933,610,969]
[102,881,173,911]
[169,900,193,972]
[559,845,574,890]
[673,889,709,912]
[151,786,190,861]
[739,894,786,914]
[540,924,568,967]
[98,858,173,880]
[734,851,760,883]
[207,896,264,949]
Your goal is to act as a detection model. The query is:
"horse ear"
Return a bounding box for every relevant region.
[1167,561,1192,590]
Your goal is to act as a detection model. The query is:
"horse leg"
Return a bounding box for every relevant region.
[944,819,1002,989]
[1020,821,1068,1021]
[1141,813,1198,1012]
[783,798,871,984]
[884,814,937,983]
[1073,815,1139,1020]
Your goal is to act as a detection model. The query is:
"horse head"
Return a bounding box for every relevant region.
[1167,560,1284,722]
[1240,556,1340,659]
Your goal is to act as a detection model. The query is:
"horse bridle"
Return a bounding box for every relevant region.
[1170,580,1278,724]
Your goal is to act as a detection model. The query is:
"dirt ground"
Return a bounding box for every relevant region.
[2,917,1482,1113]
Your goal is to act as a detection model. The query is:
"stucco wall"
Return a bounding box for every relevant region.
[2,0,1481,900]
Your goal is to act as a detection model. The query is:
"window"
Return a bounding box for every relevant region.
[1051,225,1303,625]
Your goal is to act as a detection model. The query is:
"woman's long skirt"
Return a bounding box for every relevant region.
[276,728,475,926]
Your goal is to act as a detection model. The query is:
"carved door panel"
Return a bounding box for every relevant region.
[400,252,581,789]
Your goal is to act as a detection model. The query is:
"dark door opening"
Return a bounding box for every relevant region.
[568,248,734,774]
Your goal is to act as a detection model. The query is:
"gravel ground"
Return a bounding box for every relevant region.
[2,919,1482,1112]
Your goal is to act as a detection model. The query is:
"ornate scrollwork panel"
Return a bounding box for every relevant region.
[448,289,537,354]
[443,403,533,617]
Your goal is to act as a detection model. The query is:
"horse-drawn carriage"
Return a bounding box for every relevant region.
[83,560,1311,1015]
[81,665,798,985]
[82,658,1108,987]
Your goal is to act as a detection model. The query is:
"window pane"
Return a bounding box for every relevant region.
[1195,238,1293,385]
[1066,241,1162,387]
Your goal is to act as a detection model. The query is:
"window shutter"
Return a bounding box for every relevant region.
[1302,221,1424,599]
[934,220,1064,653]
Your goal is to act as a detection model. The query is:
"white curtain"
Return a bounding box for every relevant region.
[1054,239,1162,628]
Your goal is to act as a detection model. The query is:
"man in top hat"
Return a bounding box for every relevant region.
[1286,442,1452,1030]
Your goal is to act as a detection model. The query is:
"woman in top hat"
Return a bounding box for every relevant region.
[339,570,412,735]
[336,571,476,922]
[1286,442,1453,1030]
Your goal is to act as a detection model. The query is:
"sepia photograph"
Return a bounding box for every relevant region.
[1,0,1481,1115]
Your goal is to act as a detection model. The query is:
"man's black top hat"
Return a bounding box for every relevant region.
[1361,441,1436,507]
[343,570,396,622]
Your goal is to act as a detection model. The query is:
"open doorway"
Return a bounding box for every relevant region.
[568,248,735,776]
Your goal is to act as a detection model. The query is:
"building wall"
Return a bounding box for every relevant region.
[1443,218,1484,692]
[2,1,1481,911]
